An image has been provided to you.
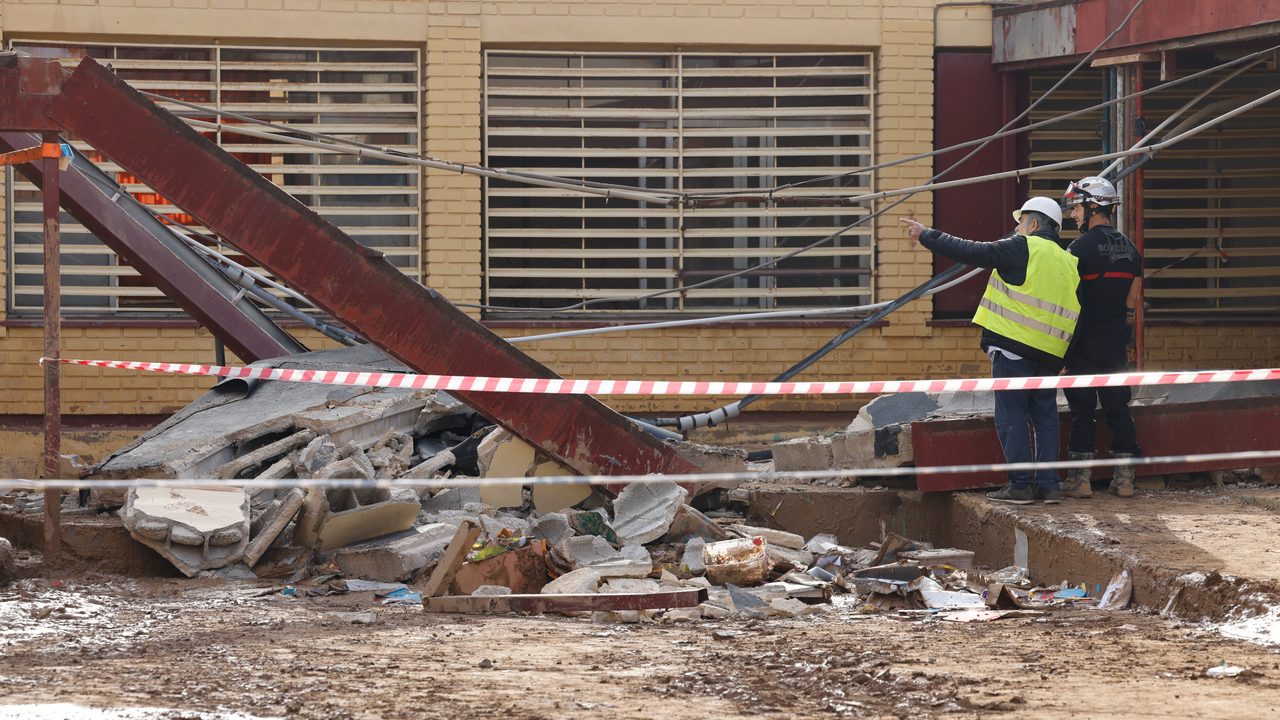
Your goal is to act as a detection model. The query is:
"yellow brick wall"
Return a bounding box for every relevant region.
[0,0,1276,423]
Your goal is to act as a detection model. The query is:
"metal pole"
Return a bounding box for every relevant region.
[41,132,62,563]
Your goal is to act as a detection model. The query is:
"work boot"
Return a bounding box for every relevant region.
[1037,485,1062,505]
[1061,451,1095,499]
[1110,452,1137,498]
[987,484,1035,505]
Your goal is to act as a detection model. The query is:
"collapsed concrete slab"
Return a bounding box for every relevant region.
[315,487,421,552]
[88,345,475,501]
[122,487,250,577]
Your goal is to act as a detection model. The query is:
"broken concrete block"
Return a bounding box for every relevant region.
[769,597,823,617]
[424,487,481,514]
[528,513,573,546]
[291,487,328,549]
[244,487,306,568]
[401,449,455,482]
[122,487,250,577]
[682,538,707,576]
[663,607,703,622]
[766,544,815,573]
[612,480,687,546]
[315,488,421,552]
[333,523,457,582]
[295,435,339,477]
[479,514,530,540]
[472,585,512,596]
[674,440,748,474]
[728,524,805,550]
[0,537,15,587]
[560,535,622,569]
[451,540,550,595]
[542,567,603,595]
[771,435,835,472]
[830,425,915,470]
[660,504,730,543]
[603,577,660,594]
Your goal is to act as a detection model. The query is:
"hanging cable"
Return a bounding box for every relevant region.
[507,266,985,343]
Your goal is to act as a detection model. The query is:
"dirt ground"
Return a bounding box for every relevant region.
[2,569,1279,720]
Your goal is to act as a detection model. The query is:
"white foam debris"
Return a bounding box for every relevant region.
[1216,605,1280,647]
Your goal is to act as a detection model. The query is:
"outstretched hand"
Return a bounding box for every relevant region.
[900,217,926,241]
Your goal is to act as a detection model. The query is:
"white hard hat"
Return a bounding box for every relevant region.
[1063,176,1120,207]
[1012,196,1063,229]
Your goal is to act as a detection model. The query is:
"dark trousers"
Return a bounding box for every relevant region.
[991,352,1061,490]
[1064,350,1140,455]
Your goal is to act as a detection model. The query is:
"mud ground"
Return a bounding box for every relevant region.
[2,570,1279,720]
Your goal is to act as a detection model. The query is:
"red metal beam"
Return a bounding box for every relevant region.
[46,57,698,478]
[913,396,1280,491]
[0,132,303,363]
[0,55,64,131]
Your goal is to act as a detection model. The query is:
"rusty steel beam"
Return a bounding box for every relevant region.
[0,132,305,363]
[0,55,64,131]
[47,57,699,477]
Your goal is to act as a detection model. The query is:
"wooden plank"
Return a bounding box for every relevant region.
[423,588,708,614]
[419,520,481,599]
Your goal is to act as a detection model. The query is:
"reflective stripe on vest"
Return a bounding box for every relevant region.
[972,234,1081,358]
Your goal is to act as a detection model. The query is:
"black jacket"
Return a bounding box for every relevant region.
[1066,224,1141,367]
[920,227,1068,371]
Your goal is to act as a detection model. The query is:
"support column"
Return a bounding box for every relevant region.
[41,133,61,563]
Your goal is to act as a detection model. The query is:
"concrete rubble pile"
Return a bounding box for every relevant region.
[25,346,750,595]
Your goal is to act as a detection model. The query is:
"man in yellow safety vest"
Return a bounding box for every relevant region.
[902,197,1081,504]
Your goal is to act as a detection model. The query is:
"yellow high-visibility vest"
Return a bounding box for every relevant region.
[972,235,1081,358]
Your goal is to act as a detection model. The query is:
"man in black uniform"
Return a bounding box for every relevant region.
[1060,176,1143,499]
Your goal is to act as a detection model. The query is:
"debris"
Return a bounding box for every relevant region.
[916,577,985,610]
[558,536,652,575]
[660,504,730,543]
[122,487,250,577]
[611,480,688,546]
[425,587,706,614]
[332,523,457,582]
[765,544,815,574]
[853,563,929,582]
[377,587,423,605]
[938,609,1033,622]
[0,537,15,587]
[344,579,408,593]
[242,487,306,568]
[216,429,316,479]
[703,537,770,586]
[899,548,975,571]
[542,567,604,595]
[478,658,494,669]
[727,524,805,550]
[326,611,378,625]
[451,540,550,595]
[602,578,661,594]
[314,487,421,552]
[988,565,1031,586]
[770,597,824,617]
[985,583,1027,609]
[566,510,619,545]
[420,520,482,598]
[401,449,456,481]
[531,479,592,515]
[682,538,707,576]
[472,585,512,596]
[1204,663,1247,679]
[1096,569,1133,611]
[528,512,573,546]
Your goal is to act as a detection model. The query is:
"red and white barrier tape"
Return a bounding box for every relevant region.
[43,357,1280,396]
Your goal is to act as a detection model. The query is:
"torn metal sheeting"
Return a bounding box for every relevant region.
[424,588,707,614]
